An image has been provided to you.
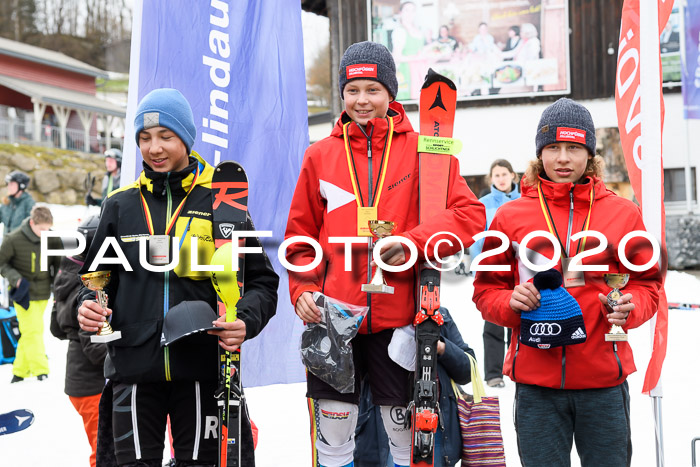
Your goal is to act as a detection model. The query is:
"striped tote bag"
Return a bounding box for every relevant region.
[451,353,506,466]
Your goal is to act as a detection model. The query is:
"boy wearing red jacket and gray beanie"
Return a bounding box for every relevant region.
[285,41,485,467]
[472,98,663,466]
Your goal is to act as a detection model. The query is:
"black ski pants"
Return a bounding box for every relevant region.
[514,381,632,467]
[482,320,511,380]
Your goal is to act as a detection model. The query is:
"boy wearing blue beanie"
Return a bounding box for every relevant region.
[77,88,279,466]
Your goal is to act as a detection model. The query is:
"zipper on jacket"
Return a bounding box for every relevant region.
[566,190,574,256]
[613,342,623,379]
[359,123,375,333]
[164,173,173,381]
[560,346,566,389]
[557,191,575,388]
[31,251,36,274]
[512,339,519,380]
[321,260,329,294]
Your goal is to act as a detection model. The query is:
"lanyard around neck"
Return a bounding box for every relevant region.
[343,117,394,208]
[537,181,594,258]
[140,165,200,236]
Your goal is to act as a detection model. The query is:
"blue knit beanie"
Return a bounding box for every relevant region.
[520,269,587,349]
[134,88,196,154]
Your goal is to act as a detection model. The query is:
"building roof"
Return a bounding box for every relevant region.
[0,75,125,117]
[0,36,109,79]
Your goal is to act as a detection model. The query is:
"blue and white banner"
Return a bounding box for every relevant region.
[123,0,308,386]
[683,0,700,119]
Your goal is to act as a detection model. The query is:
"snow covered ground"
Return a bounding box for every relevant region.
[1,205,699,466]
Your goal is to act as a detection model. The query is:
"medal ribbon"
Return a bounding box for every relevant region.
[343,117,394,208]
[537,181,594,259]
[140,164,201,236]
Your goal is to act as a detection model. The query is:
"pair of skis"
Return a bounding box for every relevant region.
[409,69,459,467]
[210,162,248,467]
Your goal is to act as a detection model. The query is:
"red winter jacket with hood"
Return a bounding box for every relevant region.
[285,101,485,334]
[472,175,662,389]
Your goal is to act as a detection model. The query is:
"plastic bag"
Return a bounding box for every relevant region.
[300,292,368,393]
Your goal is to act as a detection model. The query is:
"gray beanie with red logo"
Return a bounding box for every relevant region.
[338,41,398,100]
[536,98,596,156]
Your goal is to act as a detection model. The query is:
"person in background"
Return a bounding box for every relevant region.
[472,98,662,466]
[500,25,521,60]
[0,205,61,383]
[513,23,541,62]
[392,1,426,100]
[50,215,105,467]
[0,171,35,236]
[468,22,498,55]
[430,25,459,62]
[86,148,122,207]
[469,159,520,388]
[285,41,484,467]
[354,307,475,467]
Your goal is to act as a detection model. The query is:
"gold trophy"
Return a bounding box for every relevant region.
[603,273,630,342]
[362,220,396,294]
[81,271,122,343]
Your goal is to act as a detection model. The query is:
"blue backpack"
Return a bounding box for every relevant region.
[0,307,20,364]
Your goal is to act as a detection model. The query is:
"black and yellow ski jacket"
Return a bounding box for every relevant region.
[79,153,279,384]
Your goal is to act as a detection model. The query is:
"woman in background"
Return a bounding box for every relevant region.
[469,159,520,388]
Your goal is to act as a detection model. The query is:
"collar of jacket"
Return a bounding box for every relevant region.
[331,101,414,140]
[489,183,520,202]
[10,191,30,206]
[521,174,611,206]
[138,151,207,198]
[19,218,40,243]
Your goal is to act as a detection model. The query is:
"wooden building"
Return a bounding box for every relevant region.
[0,36,125,153]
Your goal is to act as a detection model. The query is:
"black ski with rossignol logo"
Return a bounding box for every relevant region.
[211,161,248,467]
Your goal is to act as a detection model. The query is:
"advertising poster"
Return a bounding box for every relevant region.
[683,0,700,118]
[661,0,681,83]
[370,0,570,101]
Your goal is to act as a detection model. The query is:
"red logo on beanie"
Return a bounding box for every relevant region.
[556,127,586,144]
[347,64,377,79]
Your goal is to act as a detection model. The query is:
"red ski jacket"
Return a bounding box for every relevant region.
[472,175,662,389]
[285,102,485,334]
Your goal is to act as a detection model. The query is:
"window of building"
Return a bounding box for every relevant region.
[664,167,697,202]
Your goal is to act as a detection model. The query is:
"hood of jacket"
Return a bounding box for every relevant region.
[10,191,32,207]
[19,218,40,244]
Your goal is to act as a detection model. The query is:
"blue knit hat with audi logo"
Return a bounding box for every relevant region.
[520,269,587,349]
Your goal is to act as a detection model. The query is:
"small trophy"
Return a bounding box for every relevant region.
[361,220,396,294]
[81,271,122,343]
[603,273,630,342]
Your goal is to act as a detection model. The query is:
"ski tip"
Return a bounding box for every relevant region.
[422,68,457,91]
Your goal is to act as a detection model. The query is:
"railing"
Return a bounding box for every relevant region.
[0,117,122,154]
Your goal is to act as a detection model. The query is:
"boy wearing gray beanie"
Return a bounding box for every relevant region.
[473,97,662,466]
[285,42,484,467]
[77,88,279,465]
